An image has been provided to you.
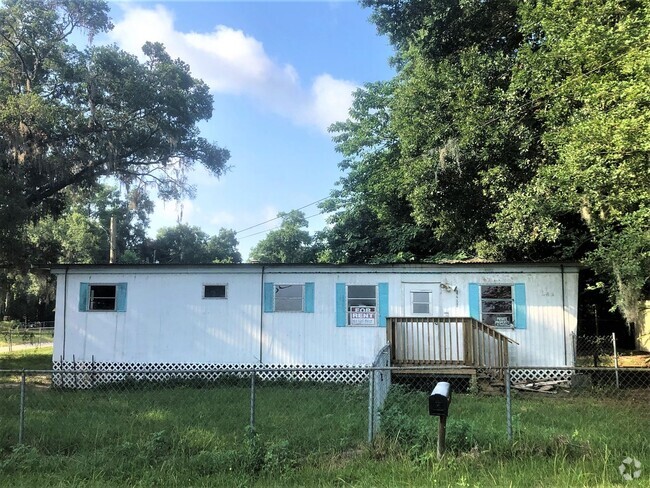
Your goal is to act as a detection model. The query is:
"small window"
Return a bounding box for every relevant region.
[411,291,431,314]
[348,285,377,325]
[481,285,513,327]
[90,285,116,311]
[204,285,227,299]
[275,284,304,312]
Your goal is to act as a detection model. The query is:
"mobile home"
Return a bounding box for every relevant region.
[50,263,579,374]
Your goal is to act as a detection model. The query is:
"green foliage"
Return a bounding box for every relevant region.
[501,0,650,321]
[379,386,477,456]
[152,224,242,264]
[207,229,242,264]
[249,210,316,263]
[328,0,649,321]
[0,376,647,486]
[0,0,229,267]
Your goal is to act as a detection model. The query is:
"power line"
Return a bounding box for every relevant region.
[235,197,330,235]
[237,211,327,240]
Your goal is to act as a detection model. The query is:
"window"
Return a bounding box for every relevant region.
[411,291,431,314]
[204,284,227,299]
[347,285,377,325]
[79,282,127,312]
[263,282,314,313]
[480,285,513,328]
[89,285,117,311]
[274,284,304,312]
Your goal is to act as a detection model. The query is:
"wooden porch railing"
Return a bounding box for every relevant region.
[386,317,516,370]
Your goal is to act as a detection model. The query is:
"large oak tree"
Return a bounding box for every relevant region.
[0,0,230,266]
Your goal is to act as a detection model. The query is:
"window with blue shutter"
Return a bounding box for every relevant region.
[80,283,127,312]
[472,283,527,329]
[338,284,383,326]
[264,282,314,313]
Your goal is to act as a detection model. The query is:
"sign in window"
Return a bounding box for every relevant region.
[347,285,377,325]
[480,285,513,327]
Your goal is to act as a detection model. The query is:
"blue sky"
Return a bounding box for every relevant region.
[102,1,394,259]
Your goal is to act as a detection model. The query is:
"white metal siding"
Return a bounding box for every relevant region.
[51,264,579,367]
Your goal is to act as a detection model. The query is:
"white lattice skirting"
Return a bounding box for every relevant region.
[509,368,573,384]
[52,361,370,389]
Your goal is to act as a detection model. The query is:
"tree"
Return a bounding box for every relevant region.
[328,0,648,324]
[490,0,650,322]
[249,211,315,263]
[322,81,444,263]
[152,224,211,264]
[70,184,154,263]
[207,229,242,264]
[0,0,229,266]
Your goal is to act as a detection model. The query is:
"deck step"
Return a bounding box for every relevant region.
[392,368,477,377]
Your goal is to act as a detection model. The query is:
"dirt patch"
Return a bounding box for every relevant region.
[617,351,650,367]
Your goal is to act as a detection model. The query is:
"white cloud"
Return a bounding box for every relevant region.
[108,4,356,132]
[209,210,236,227]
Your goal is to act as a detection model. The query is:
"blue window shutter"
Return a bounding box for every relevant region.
[79,283,89,311]
[468,283,480,320]
[336,283,346,327]
[378,282,389,327]
[116,283,128,312]
[304,282,315,313]
[514,283,527,329]
[263,282,274,313]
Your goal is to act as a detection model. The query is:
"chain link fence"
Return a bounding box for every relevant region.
[0,327,54,352]
[0,363,648,483]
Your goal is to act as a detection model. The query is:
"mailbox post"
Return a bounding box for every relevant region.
[429,382,452,460]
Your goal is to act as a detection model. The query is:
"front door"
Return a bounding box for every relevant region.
[398,282,463,363]
[402,282,457,317]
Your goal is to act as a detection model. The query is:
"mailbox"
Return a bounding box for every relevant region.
[429,382,452,417]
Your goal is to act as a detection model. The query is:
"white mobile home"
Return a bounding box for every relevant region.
[50,263,579,372]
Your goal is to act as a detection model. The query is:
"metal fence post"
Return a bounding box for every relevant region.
[249,371,256,436]
[367,368,375,443]
[19,370,26,444]
[612,332,620,389]
[505,367,512,442]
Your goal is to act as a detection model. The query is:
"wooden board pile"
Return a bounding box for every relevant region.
[511,379,571,393]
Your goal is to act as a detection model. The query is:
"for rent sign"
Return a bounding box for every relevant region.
[350,306,376,325]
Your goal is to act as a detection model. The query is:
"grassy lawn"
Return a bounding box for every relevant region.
[0,374,647,487]
[0,347,648,486]
[0,347,53,370]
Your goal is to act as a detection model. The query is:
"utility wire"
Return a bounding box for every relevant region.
[237,211,327,240]
[235,197,330,235]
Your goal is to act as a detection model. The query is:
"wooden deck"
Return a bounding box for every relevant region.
[387,317,516,378]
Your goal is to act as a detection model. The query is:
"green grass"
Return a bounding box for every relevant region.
[0,347,53,370]
[0,366,648,486]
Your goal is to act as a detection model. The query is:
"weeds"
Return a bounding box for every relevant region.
[0,380,647,486]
